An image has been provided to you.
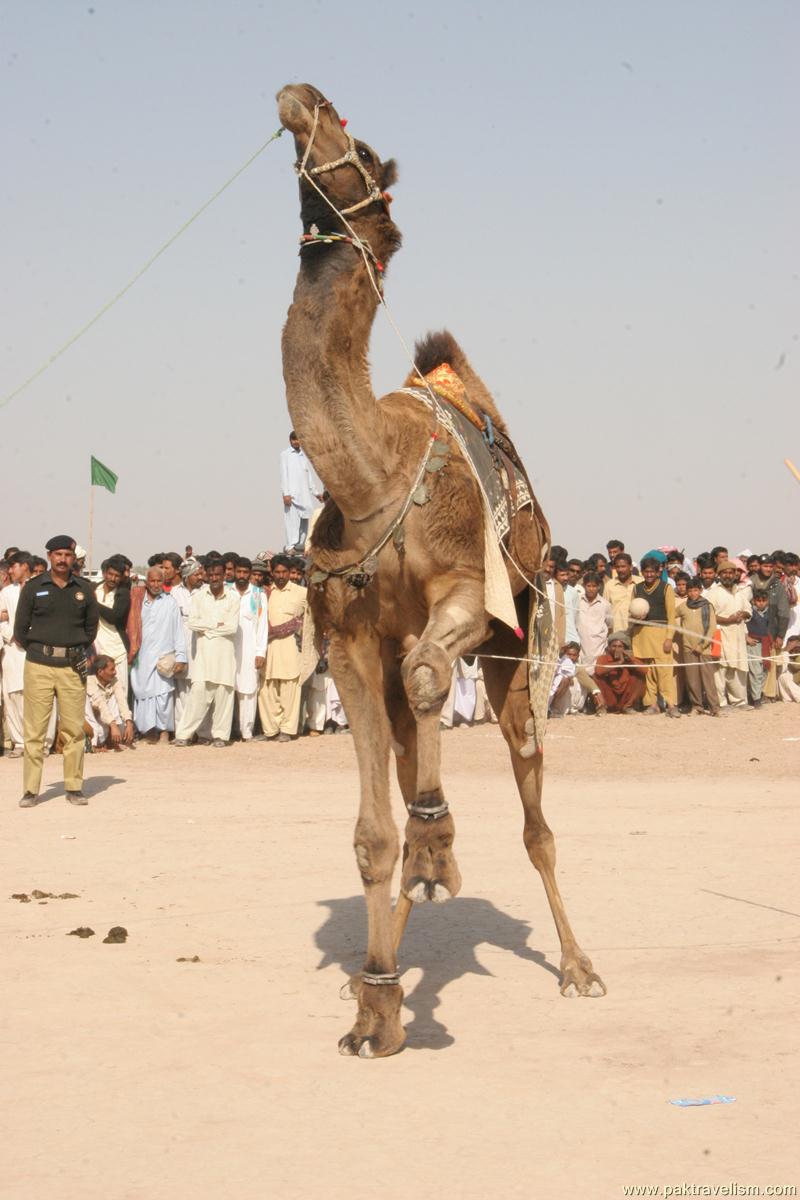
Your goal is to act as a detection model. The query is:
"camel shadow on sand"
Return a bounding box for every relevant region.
[315,895,561,1051]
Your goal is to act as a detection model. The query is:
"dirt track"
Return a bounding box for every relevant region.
[2,707,798,1199]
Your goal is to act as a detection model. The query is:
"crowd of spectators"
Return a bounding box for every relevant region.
[543,539,800,718]
[1,533,798,763]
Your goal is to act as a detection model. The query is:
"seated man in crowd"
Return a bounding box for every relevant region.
[549,642,606,716]
[593,633,645,713]
[778,636,800,703]
[86,655,135,750]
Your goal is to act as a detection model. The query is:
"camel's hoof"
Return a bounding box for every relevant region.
[338,1031,404,1058]
[338,1033,401,1059]
[338,979,405,1058]
[401,811,462,904]
[406,878,429,903]
[560,963,607,998]
[403,877,454,903]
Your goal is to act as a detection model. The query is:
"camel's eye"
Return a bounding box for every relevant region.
[357,145,372,165]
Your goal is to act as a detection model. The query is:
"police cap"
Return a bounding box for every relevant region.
[45,535,77,553]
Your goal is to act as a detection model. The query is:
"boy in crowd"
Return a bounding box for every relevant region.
[576,571,612,671]
[676,577,721,716]
[745,590,771,707]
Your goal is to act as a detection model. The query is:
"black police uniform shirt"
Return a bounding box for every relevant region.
[13,572,100,667]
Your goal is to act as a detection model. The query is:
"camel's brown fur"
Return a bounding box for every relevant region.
[277,83,604,1057]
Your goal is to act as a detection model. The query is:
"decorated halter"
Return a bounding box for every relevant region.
[295,98,388,287]
[296,98,385,216]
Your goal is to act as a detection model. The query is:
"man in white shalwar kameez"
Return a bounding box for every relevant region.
[93,556,131,694]
[1,553,36,756]
[441,658,479,728]
[130,568,187,740]
[280,432,323,552]
[306,648,347,734]
[231,558,268,740]
[707,563,751,708]
[174,562,240,746]
[170,557,205,731]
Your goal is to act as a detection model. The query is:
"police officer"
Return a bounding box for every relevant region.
[13,535,99,808]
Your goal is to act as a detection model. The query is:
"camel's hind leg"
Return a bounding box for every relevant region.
[481,649,607,998]
[397,577,488,905]
[329,630,405,1058]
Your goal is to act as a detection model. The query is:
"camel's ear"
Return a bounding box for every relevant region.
[381,159,398,190]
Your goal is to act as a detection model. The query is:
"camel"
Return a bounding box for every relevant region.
[277,82,605,1057]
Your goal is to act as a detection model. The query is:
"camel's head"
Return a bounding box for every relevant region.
[277,82,398,228]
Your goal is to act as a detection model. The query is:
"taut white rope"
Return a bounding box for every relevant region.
[2,128,285,410]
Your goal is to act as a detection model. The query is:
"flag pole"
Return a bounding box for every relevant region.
[88,478,94,574]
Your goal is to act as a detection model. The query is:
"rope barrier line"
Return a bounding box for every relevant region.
[1,127,285,410]
[477,650,789,671]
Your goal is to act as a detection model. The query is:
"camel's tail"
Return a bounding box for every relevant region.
[405,329,508,435]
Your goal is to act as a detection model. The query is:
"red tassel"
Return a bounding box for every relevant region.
[514,626,525,640]
[340,118,348,128]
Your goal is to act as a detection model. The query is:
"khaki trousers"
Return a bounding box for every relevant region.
[640,653,677,707]
[259,676,300,736]
[23,661,86,795]
[681,650,719,713]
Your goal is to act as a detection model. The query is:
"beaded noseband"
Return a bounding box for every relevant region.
[296,98,385,217]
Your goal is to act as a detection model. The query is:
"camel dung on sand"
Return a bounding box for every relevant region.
[277,81,605,1058]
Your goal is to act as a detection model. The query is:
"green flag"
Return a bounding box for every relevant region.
[91,455,118,494]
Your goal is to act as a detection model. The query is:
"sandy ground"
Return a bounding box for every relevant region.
[2,705,799,1200]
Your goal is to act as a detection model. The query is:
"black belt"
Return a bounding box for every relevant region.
[30,642,71,659]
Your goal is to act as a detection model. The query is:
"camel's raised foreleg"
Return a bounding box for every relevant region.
[329,630,406,1057]
[399,577,488,905]
[481,648,607,998]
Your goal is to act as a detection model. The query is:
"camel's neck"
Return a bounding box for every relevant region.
[282,215,400,521]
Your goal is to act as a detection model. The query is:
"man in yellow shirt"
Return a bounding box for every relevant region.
[258,555,306,741]
[604,553,642,632]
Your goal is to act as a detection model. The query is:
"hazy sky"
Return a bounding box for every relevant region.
[2,0,798,567]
